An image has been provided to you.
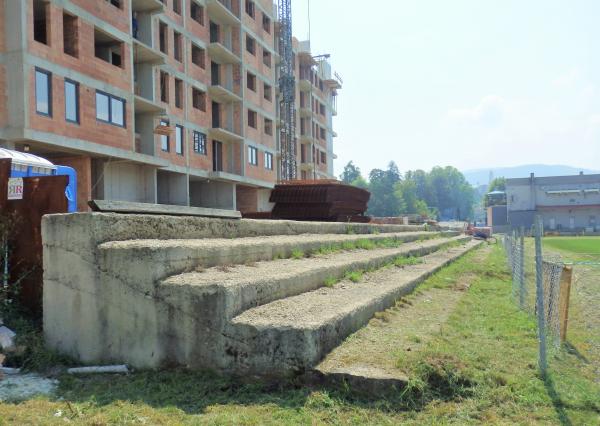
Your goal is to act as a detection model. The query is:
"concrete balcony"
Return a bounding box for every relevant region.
[133,39,166,65]
[134,95,165,115]
[209,84,242,103]
[298,78,311,92]
[207,0,241,25]
[298,106,312,118]
[299,134,314,144]
[209,126,243,143]
[208,42,241,64]
[132,0,165,13]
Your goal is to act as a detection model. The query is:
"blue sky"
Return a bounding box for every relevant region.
[291,0,600,177]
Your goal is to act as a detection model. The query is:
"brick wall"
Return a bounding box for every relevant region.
[28,1,132,93]
[70,0,131,34]
[0,65,6,129]
[28,67,133,150]
[52,155,92,211]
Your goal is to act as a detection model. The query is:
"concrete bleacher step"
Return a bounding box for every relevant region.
[97,231,458,288]
[226,239,482,376]
[158,235,469,324]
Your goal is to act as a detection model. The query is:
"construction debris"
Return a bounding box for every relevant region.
[67,365,129,375]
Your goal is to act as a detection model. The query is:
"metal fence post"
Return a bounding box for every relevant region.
[519,226,526,309]
[534,215,547,375]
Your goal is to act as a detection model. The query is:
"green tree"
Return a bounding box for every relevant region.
[367,162,403,217]
[339,161,362,184]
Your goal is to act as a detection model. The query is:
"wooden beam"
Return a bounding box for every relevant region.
[559,265,573,342]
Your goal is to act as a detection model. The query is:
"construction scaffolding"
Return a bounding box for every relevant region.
[277,0,297,181]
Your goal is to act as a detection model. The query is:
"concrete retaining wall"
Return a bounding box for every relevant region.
[42,213,430,369]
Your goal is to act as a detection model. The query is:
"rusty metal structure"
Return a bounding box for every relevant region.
[269,180,370,221]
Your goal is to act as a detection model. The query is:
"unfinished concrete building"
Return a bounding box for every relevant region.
[0,0,342,213]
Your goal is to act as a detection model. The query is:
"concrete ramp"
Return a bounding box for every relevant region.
[43,213,475,376]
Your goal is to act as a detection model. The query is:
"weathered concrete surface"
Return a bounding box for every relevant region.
[42,213,456,374]
[98,232,457,301]
[228,240,482,375]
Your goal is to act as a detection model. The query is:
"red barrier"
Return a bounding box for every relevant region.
[1,159,68,315]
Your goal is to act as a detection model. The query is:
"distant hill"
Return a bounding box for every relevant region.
[462,164,600,186]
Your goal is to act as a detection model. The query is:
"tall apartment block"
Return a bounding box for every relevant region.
[0,0,341,212]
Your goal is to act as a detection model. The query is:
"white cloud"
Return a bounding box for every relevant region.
[552,68,582,88]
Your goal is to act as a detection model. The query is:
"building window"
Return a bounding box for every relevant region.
[320,127,326,139]
[173,31,183,62]
[321,151,326,164]
[263,82,272,101]
[174,78,183,108]
[63,13,78,57]
[35,68,52,116]
[264,152,273,170]
[160,119,170,151]
[107,0,122,8]
[319,79,324,92]
[192,88,206,111]
[248,109,257,128]
[96,91,125,127]
[262,13,271,33]
[175,125,184,155]
[245,0,255,18]
[64,79,79,124]
[191,1,204,25]
[94,28,123,67]
[262,49,271,68]
[33,0,49,45]
[264,118,273,136]
[247,72,256,91]
[246,35,256,55]
[193,131,207,154]
[320,103,325,116]
[191,44,205,68]
[159,22,168,54]
[248,146,258,165]
[160,71,169,103]
[173,0,181,15]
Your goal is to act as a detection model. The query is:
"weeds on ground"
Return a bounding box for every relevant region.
[344,270,364,283]
[290,249,304,260]
[393,256,423,268]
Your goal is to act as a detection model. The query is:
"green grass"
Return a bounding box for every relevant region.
[344,270,364,283]
[290,249,304,260]
[543,236,600,256]
[393,256,423,268]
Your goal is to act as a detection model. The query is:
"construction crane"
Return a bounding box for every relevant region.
[277,0,297,181]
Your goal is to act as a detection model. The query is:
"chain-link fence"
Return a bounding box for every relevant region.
[502,217,573,375]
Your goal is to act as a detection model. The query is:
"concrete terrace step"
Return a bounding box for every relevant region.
[159,235,470,323]
[97,231,457,287]
[226,239,482,376]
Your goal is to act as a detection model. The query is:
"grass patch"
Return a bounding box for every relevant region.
[543,236,600,256]
[323,277,338,288]
[344,270,364,283]
[393,256,423,268]
[290,249,304,260]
